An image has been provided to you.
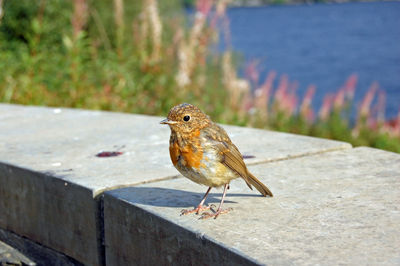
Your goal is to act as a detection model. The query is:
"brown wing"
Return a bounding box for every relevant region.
[203,123,274,197]
[218,142,254,190]
[218,140,273,197]
[202,124,253,190]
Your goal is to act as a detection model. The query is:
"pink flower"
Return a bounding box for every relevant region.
[334,88,345,109]
[300,85,316,123]
[273,75,298,116]
[245,60,260,86]
[383,107,400,137]
[274,74,288,103]
[196,0,213,17]
[254,71,276,112]
[343,74,358,100]
[375,90,386,123]
[359,82,378,118]
[319,94,335,121]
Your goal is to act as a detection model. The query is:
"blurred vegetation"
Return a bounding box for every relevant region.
[186,0,375,7]
[0,0,399,153]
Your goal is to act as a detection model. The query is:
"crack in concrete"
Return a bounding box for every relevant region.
[246,144,352,167]
[93,174,183,198]
[94,143,352,197]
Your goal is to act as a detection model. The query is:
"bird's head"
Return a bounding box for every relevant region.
[160,103,211,134]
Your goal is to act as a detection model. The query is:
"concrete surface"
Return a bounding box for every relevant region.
[0,104,350,264]
[104,147,400,265]
[0,239,36,266]
[0,228,80,266]
[0,104,350,192]
[1,103,398,265]
[0,164,97,265]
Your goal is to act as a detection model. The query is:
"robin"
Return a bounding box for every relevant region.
[160,103,273,219]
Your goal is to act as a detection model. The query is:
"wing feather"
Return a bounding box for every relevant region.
[203,124,253,189]
[202,123,273,197]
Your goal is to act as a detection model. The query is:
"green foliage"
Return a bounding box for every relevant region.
[0,0,399,153]
[0,0,192,114]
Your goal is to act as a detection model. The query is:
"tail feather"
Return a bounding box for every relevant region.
[247,172,273,197]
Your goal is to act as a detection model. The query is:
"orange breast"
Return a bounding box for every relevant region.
[169,130,203,169]
[169,141,180,166]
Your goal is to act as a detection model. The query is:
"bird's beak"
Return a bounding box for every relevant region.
[160,118,177,125]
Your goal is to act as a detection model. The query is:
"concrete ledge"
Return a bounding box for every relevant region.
[0,104,180,265]
[0,164,101,265]
[103,197,260,265]
[0,103,376,265]
[104,147,400,265]
[0,238,36,266]
[0,228,81,266]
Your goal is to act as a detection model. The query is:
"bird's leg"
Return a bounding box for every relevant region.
[201,184,232,219]
[181,187,212,215]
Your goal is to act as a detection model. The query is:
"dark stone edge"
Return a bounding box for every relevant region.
[103,192,263,266]
[0,228,83,266]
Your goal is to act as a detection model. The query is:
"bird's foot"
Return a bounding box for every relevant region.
[180,204,214,216]
[199,207,233,220]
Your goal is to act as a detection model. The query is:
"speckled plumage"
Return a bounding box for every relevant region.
[161,103,273,218]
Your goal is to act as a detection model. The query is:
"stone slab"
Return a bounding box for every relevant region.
[0,103,350,264]
[0,164,99,265]
[104,147,400,265]
[220,124,351,165]
[0,104,177,192]
[0,104,350,192]
[0,228,80,266]
[0,239,36,266]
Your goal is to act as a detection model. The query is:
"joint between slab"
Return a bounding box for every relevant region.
[246,143,353,167]
[93,174,182,198]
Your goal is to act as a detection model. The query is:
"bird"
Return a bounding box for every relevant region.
[160,103,273,219]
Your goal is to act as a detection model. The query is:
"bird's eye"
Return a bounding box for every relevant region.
[183,115,191,122]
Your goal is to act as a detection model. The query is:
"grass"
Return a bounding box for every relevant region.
[0,0,399,153]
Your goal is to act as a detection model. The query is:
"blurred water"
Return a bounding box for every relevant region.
[223,1,400,119]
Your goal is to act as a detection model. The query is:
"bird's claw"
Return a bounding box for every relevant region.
[199,207,233,220]
[180,205,212,216]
